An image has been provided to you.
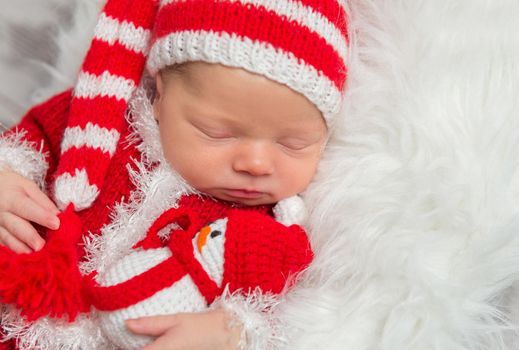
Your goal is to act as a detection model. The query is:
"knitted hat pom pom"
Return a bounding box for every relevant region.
[0,206,87,322]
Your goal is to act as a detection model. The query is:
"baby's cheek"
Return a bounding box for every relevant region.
[283,158,320,194]
[168,151,218,189]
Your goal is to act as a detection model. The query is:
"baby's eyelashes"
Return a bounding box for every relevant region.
[200,128,235,139]
[192,122,235,140]
[278,141,311,151]
[277,137,320,151]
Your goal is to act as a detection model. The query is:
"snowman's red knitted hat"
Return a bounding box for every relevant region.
[53,0,349,211]
[221,210,314,294]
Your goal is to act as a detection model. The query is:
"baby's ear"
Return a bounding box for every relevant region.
[152,74,164,122]
[273,196,307,226]
[155,72,165,99]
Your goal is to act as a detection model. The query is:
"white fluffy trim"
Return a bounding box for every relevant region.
[80,82,194,276]
[0,129,48,187]
[125,77,166,165]
[1,305,110,350]
[211,286,287,350]
[80,162,193,276]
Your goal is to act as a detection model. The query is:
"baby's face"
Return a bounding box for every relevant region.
[153,62,327,206]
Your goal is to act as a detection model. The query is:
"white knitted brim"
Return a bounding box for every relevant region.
[146,30,343,123]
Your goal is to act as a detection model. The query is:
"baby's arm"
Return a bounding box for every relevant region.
[126,310,241,350]
[0,91,70,252]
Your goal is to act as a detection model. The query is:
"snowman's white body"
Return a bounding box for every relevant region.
[95,219,227,350]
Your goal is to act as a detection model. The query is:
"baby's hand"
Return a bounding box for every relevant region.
[126,309,241,350]
[0,169,60,253]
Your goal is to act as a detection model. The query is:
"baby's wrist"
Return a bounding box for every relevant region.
[219,308,245,350]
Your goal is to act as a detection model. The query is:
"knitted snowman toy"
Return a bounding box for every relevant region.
[0,190,311,350]
[86,194,312,350]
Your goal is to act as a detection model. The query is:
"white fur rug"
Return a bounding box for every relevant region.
[4,0,519,349]
[294,1,519,349]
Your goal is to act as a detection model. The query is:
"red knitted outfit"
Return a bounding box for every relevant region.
[0,91,134,350]
[0,92,313,349]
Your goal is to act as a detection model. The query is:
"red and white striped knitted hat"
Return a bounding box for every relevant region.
[54,0,349,211]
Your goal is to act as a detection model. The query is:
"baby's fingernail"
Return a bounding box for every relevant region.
[51,217,60,230]
[125,319,139,329]
[33,242,44,252]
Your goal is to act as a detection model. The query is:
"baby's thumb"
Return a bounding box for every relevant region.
[126,315,180,336]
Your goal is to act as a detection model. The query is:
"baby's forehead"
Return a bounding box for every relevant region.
[161,62,326,128]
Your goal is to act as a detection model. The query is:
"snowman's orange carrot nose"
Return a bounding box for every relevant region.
[197,226,212,252]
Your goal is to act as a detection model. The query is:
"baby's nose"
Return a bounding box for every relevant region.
[232,141,274,176]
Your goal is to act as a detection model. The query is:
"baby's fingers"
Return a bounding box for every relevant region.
[127,315,180,336]
[0,226,33,254]
[0,212,45,251]
[23,181,59,215]
[11,195,59,231]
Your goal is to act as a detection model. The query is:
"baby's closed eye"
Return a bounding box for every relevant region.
[277,137,321,151]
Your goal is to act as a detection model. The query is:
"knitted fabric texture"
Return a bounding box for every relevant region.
[85,195,313,350]
[52,0,348,212]
[147,0,349,120]
[53,0,157,211]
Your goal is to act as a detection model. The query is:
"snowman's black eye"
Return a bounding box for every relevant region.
[210,230,222,238]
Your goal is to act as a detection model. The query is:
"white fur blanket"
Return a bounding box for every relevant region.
[294,1,519,349]
[3,0,519,349]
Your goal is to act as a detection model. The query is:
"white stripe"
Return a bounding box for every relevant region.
[147,31,342,119]
[159,0,347,61]
[54,169,99,211]
[61,123,120,156]
[94,12,151,55]
[74,71,135,101]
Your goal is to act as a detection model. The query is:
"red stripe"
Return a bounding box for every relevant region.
[81,39,146,84]
[103,0,158,30]
[88,256,188,311]
[68,96,128,130]
[56,147,112,187]
[155,1,346,89]
[56,0,158,210]
[296,0,348,41]
[169,232,222,304]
